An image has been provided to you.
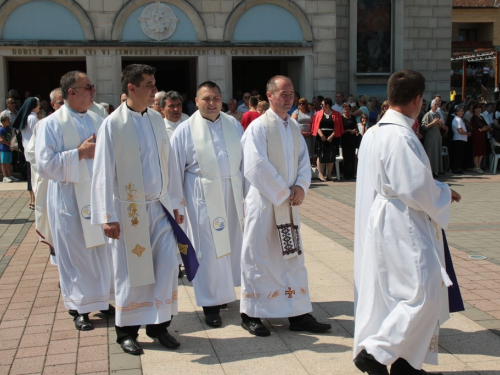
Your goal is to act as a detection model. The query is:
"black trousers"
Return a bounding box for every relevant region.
[115,320,171,343]
[241,312,307,324]
[453,140,467,170]
[202,305,221,315]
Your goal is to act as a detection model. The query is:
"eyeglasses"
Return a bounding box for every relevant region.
[55,101,64,105]
[243,96,250,99]
[71,84,95,91]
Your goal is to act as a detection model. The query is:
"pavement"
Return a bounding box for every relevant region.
[0,171,499,374]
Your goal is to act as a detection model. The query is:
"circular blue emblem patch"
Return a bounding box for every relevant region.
[81,205,91,220]
[213,217,226,231]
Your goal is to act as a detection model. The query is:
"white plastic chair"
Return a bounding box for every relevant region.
[489,138,500,174]
[335,147,344,181]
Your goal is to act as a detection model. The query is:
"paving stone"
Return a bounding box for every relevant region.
[0,349,16,366]
[45,352,77,366]
[42,363,77,375]
[76,360,108,373]
[9,355,45,375]
[109,353,141,371]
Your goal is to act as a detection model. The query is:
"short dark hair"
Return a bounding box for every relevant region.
[121,64,156,95]
[196,81,221,96]
[60,71,85,99]
[160,90,183,108]
[249,95,259,107]
[312,95,324,102]
[387,70,426,106]
[323,97,333,108]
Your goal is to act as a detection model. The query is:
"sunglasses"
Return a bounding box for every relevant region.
[71,84,95,91]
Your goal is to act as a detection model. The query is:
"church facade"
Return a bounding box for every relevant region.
[0,0,453,106]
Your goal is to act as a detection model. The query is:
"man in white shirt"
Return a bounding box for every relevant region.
[0,98,18,123]
[332,92,345,114]
[226,98,243,122]
[151,91,166,118]
[482,102,494,127]
[237,92,251,113]
[161,91,189,138]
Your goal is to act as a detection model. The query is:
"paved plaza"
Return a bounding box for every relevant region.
[0,172,499,374]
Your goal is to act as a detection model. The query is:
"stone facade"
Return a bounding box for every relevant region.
[404,0,454,97]
[0,0,453,106]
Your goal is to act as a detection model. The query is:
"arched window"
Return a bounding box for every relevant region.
[357,0,392,74]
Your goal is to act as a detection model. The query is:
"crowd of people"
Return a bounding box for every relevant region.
[1,67,333,359]
[5,80,498,192]
[0,66,481,374]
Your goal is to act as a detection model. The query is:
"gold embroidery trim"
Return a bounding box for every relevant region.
[267,290,280,299]
[125,183,139,226]
[155,298,162,309]
[428,335,439,353]
[178,243,188,255]
[132,244,146,257]
[285,287,295,298]
[299,288,307,295]
[115,301,154,312]
[243,291,261,299]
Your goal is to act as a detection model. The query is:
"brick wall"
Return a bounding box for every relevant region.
[404,0,453,99]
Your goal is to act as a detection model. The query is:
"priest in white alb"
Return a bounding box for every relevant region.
[27,87,64,264]
[171,81,244,328]
[91,64,187,356]
[161,90,189,138]
[36,71,114,331]
[353,70,462,375]
[239,75,331,336]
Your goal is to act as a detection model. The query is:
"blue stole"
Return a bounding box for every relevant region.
[163,207,199,282]
[443,230,464,313]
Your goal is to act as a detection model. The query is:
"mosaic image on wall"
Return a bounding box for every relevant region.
[357,0,391,74]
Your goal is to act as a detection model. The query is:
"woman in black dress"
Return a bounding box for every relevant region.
[341,103,359,179]
[311,98,343,181]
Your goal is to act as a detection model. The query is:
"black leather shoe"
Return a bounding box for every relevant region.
[205,313,222,327]
[178,265,183,278]
[147,330,180,349]
[241,316,270,337]
[433,173,439,178]
[353,349,388,375]
[74,314,94,331]
[390,358,442,375]
[219,303,228,309]
[289,314,331,333]
[120,338,144,355]
[99,304,116,316]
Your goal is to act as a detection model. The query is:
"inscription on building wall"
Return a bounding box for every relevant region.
[8,48,301,57]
